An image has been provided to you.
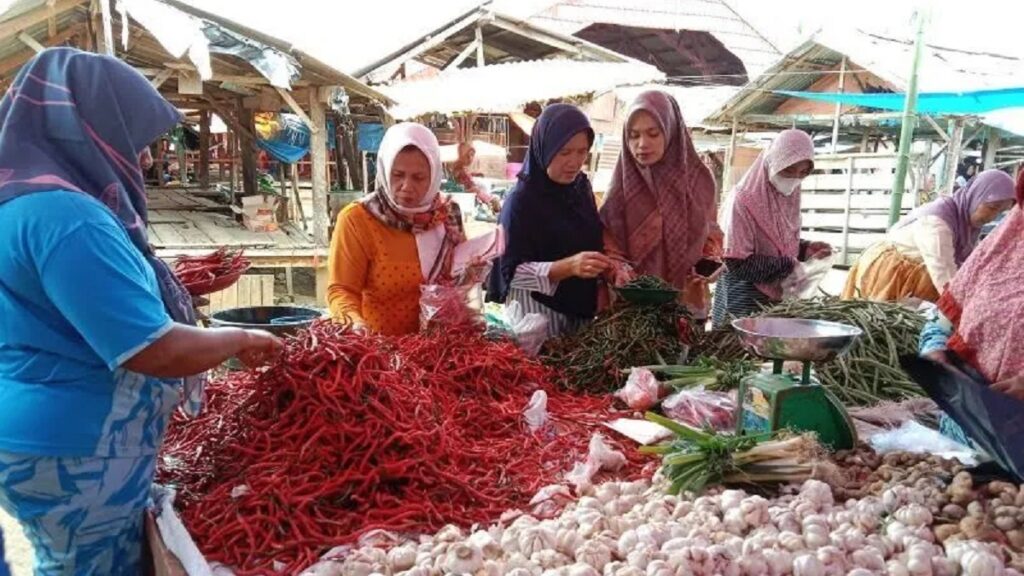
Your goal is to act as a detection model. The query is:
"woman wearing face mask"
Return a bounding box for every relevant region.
[843,169,1016,303]
[0,48,282,575]
[711,129,831,328]
[327,123,466,335]
[487,104,611,338]
[601,90,722,322]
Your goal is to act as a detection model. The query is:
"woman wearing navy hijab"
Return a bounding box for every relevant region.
[0,48,282,574]
[487,104,619,338]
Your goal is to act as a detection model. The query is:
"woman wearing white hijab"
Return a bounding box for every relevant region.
[327,123,466,335]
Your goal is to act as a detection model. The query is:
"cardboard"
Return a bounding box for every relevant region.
[233,195,280,232]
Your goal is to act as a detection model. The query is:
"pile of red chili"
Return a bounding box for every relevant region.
[157,321,650,574]
[172,247,250,293]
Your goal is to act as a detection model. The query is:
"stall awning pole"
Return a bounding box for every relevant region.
[890,10,928,226]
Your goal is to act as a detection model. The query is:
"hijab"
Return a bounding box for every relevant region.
[486,104,602,318]
[360,122,465,282]
[0,48,208,414]
[939,170,1024,384]
[896,169,1015,265]
[600,90,717,289]
[723,129,815,299]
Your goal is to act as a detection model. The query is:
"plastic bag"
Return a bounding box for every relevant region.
[662,388,736,431]
[869,420,980,466]
[505,300,550,357]
[565,433,627,493]
[615,368,661,411]
[524,390,549,431]
[782,253,835,299]
[419,282,485,332]
[901,353,1024,481]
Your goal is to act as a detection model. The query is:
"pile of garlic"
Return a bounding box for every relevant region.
[301,475,1020,576]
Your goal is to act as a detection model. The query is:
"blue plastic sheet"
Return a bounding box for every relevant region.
[775,87,1024,115]
[358,123,385,153]
[254,114,337,164]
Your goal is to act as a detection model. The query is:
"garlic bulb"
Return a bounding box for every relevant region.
[444,542,483,575]
[793,553,825,576]
[959,549,1003,576]
[566,563,601,576]
[520,526,558,557]
[894,504,933,528]
[386,545,417,572]
[576,540,613,571]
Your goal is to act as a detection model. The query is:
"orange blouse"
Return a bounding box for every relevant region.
[327,203,423,335]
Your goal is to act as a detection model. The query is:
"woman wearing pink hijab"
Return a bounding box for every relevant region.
[600,90,721,321]
[711,129,831,327]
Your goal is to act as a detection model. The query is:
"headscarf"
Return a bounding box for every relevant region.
[938,170,1024,384]
[600,90,717,289]
[723,129,815,299]
[895,169,1015,265]
[486,104,601,318]
[360,122,465,282]
[0,48,207,414]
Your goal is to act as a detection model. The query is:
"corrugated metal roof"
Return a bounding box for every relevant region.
[706,28,1024,127]
[528,0,780,76]
[613,84,739,127]
[380,58,665,119]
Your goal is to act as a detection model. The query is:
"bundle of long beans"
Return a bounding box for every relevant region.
[756,298,927,406]
[690,327,750,362]
[541,301,693,393]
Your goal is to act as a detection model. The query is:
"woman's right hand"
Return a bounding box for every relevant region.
[235,329,284,368]
[551,251,612,281]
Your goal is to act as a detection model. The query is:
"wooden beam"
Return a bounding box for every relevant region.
[923,115,951,143]
[274,86,319,133]
[309,89,329,248]
[47,0,58,38]
[149,68,174,89]
[149,63,309,87]
[202,97,259,146]
[0,24,87,78]
[445,39,478,71]
[198,110,210,188]
[0,0,84,41]
[486,18,583,58]
[361,9,482,79]
[18,32,45,53]
[475,25,485,67]
[237,98,257,197]
[738,112,905,127]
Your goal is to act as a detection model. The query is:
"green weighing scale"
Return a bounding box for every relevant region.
[731,317,862,450]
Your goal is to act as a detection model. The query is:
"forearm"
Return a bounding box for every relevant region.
[919,309,953,356]
[724,254,796,283]
[549,259,574,283]
[123,325,256,377]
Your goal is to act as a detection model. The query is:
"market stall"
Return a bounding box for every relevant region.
[145,267,1024,574]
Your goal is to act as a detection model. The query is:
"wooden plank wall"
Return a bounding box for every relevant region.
[201,274,276,315]
[800,153,923,267]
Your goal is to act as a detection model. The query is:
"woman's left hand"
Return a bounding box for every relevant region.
[806,241,833,260]
[992,375,1024,401]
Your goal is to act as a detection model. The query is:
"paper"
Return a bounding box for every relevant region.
[604,418,674,445]
[452,225,504,278]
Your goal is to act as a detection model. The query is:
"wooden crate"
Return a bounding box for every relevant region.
[200,274,275,314]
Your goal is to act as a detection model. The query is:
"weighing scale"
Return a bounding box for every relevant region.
[731,317,862,450]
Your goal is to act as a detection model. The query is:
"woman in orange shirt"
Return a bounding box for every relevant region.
[327,123,466,335]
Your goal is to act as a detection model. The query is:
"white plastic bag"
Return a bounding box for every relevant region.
[565,433,628,493]
[614,368,661,411]
[506,300,550,356]
[782,253,835,299]
[524,390,549,431]
[869,420,982,466]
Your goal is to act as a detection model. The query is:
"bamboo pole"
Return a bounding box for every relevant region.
[889,10,927,226]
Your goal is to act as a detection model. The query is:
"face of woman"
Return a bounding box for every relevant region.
[626,110,666,166]
[390,147,432,208]
[970,198,1016,227]
[546,132,591,185]
[778,160,814,179]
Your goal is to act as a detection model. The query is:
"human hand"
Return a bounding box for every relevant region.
[692,259,724,283]
[610,261,636,287]
[992,375,1024,401]
[924,350,949,365]
[806,241,833,260]
[566,251,612,279]
[235,330,284,368]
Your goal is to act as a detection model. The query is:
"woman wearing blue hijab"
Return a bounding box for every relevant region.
[0,48,282,574]
[487,104,614,337]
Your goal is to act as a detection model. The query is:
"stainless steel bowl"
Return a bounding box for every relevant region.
[731,317,862,362]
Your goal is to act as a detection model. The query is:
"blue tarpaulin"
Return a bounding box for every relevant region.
[255,114,336,164]
[358,123,385,153]
[775,87,1024,115]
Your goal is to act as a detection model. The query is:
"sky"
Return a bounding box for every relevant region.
[174,0,1024,76]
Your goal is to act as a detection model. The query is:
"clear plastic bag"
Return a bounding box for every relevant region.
[505,300,550,357]
[661,388,736,431]
[523,390,549,431]
[419,282,485,332]
[615,368,661,411]
[782,253,835,300]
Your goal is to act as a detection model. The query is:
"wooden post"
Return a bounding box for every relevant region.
[721,118,739,198]
[941,119,965,196]
[983,127,1001,170]
[475,25,485,67]
[291,163,307,231]
[198,110,210,189]
[176,142,186,185]
[830,56,847,152]
[310,89,330,247]
[237,99,257,197]
[228,133,237,196]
